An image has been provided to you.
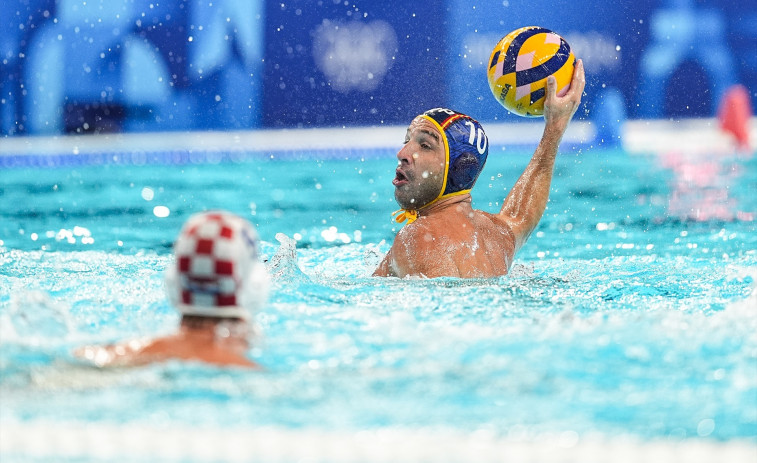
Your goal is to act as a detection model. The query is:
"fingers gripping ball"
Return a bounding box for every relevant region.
[487,26,575,117]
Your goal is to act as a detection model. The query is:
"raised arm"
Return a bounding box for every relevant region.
[498,59,585,251]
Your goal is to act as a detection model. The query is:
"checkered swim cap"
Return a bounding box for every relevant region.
[165,211,269,320]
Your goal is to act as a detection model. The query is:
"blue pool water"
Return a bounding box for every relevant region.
[0,140,756,460]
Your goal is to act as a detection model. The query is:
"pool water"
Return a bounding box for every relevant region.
[1,143,756,460]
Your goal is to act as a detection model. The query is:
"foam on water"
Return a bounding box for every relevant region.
[1,244,755,442]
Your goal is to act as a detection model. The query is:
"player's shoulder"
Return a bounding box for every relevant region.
[475,209,514,232]
[395,216,439,243]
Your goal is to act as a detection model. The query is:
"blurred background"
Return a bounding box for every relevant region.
[0,0,755,136]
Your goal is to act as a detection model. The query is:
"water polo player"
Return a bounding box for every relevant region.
[76,211,270,368]
[373,59,585,278]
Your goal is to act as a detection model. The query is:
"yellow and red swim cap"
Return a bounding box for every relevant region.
[420,107,489,200]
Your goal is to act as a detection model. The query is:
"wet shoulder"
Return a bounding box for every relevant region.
[474,210,513,231]
[473,211,516,248]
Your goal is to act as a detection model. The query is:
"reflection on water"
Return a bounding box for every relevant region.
[659,150,754,223]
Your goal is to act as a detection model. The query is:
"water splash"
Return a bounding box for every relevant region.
[266,233,312,286]
[6,290,72,342]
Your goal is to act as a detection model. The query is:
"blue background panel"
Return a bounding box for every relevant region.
[446,0,652,121]
[262,1,447,128]
[1,0,265,135]
[445,0,753,122]
[1,0,755,135]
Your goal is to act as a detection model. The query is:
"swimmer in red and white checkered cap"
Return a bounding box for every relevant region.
[75,211,269,368]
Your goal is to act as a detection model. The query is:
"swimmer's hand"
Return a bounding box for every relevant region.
[543,59,585,132]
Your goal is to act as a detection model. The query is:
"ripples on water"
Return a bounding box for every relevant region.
[0,149,756,442]
[1,244,755,439]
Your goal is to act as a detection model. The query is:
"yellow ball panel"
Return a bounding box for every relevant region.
[551,52,576,96]
[520,35,561,57]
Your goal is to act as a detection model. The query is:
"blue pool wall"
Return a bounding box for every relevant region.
[1,0,755,136]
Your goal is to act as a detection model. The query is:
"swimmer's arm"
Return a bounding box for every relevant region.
[74,339,260,368]
[74,341,144,367]
[498,59,585,251]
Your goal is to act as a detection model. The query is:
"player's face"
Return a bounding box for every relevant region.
[393,117,446,210]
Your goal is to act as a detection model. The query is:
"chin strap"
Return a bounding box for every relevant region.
[392,209,418,224]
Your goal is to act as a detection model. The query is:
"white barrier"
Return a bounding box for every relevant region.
[2,419,755,463]
[0,121,595,158]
